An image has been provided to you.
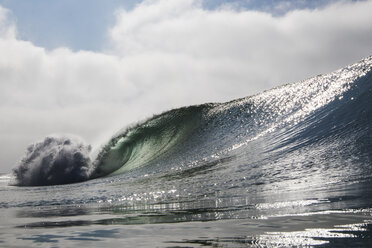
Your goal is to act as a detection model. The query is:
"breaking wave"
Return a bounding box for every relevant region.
[12,56,372,186]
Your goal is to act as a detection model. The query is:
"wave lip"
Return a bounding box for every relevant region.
[13,135,92,186]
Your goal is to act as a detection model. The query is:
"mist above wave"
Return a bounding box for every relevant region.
[12,135,92,186]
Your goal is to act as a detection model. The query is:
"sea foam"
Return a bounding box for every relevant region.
[13,135,92,186]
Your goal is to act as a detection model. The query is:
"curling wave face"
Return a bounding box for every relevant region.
[11,56,372,187]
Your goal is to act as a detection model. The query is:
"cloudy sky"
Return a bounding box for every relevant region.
[0,0,372,172]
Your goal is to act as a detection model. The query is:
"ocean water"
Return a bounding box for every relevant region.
[1,56,372,247]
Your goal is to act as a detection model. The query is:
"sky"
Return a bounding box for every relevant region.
[0,0,372,172]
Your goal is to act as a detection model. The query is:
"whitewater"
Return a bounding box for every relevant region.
[1,56,372,247]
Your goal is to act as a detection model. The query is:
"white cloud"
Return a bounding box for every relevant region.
[0,5,16,39]
[1,0,372,171]
[109,0,372,85]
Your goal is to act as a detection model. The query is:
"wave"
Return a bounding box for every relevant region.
[12,55,372,186]
[90,104,210,178]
